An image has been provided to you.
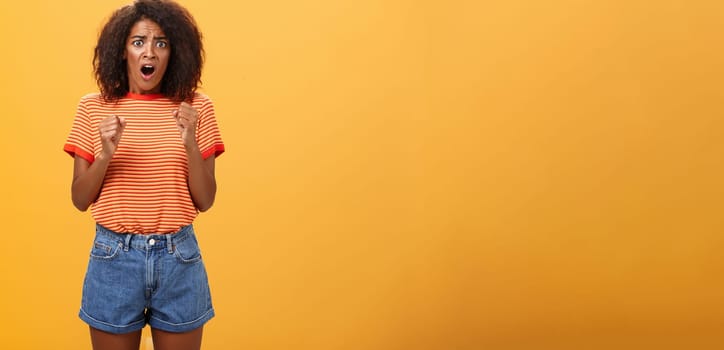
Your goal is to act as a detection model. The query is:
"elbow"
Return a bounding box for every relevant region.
[196,200,214,212]
[73,200,90,212]
[71,182,91,211]
[71,193,91,212]
[192,182,216,212]
[195,194,215,212]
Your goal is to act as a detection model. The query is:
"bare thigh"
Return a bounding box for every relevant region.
[89,327,142,350]
[151,327,204,350]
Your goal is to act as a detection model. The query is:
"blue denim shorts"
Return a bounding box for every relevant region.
[79,224,214,334]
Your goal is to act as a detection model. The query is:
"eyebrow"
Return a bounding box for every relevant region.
[130,35,168,40]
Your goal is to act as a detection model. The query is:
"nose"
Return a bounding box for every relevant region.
[143,44,156,59]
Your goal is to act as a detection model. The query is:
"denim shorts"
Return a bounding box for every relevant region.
[79,224,214,334]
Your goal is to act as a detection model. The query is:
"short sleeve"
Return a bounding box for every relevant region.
[195,95,225,159]
[63,96,96,163]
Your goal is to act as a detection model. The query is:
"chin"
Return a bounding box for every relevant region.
[135,84,161,94]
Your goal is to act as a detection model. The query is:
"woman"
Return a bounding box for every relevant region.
[63,0,224,349]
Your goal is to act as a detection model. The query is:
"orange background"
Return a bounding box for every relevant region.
[1,0,723,349]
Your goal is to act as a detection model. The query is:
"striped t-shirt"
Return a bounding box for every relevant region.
[64,92,225,234]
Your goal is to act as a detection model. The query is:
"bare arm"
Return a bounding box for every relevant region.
[186,146,217,212]
[175,102,217,212]
[71,154,111,211]
[70,115,126,211]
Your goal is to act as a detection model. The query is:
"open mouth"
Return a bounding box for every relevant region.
[141,65,155,77]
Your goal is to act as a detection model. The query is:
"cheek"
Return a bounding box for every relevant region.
[124,51,132,61]
[159,54,171,70]
[124,49,139,62]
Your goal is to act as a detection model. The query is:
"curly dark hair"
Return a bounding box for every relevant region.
[94,0,204,102]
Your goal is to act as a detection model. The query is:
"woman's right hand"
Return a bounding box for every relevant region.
[99,115,126,159]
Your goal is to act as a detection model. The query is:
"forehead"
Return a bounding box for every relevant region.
[128,19,165,36]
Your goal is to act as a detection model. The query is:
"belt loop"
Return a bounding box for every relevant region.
[167,233,174,254]
[124,234,132,252]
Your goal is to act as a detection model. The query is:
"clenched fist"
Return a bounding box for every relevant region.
[173,102,198,147]
[99,115,126,159]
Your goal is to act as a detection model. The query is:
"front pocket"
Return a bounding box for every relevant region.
[173,235,202,264]
[89,240,122,260]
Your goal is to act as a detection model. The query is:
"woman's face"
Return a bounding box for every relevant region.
[124,19,170,94]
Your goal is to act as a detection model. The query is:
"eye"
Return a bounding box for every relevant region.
[132,40,143,47]
[156,41,168,48]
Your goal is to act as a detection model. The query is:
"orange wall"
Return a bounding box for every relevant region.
[1,0,723,349]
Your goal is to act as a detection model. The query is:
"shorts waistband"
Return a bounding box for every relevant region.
[94,224,195,253]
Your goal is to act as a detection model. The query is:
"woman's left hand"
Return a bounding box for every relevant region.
[173,102,198,148]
